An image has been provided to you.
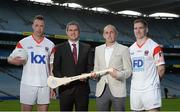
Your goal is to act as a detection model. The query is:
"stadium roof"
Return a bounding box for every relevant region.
[51,0,180,16]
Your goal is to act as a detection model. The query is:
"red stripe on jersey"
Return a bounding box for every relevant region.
[153,46,162,56]
[32,34,45,44]
[16,42,23,48]
[51,47,56,54]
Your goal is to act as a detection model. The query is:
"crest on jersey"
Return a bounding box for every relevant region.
[45,47,49,52]
[144,50,149,56]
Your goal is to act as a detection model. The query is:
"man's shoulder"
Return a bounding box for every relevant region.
[148,38,159,46]
[129,42,136,49]
[79,42,91,47]
[79,41,91,48]
[96,44,105,49]
[55,41,68,49]
[44,37,54,45]
[19,35,32,43]
[116,43,128,49]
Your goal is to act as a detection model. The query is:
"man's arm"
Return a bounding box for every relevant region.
[157,64,165,80]
[110,47,132,80]
[87,46,94,73]
[52,46,61,77]
[49,63,57,98]
[7,56,26,66]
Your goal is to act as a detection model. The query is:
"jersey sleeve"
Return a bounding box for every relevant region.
[153,46,165,66]
[16,42,23,48]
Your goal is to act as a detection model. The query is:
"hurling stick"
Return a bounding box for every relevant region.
[47,68,113,89]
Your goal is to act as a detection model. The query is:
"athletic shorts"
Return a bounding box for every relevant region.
[130,88,161,110]
[20,83,50,105]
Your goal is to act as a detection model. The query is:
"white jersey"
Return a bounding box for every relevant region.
[129,38,165,91]
[16,35,55,86]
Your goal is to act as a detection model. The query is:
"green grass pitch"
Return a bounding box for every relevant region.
[0,98,180,111]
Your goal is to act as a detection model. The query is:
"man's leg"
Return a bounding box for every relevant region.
[20,84,37,111]
[37,86,50,111]
[148,107,160,112]
[111,97,126,111]
[74,91,89,111]
[21,104,33,111]
[143,88,161,111]
[37,104,49,111]
[60,93,74,111]
[96,84,111,111]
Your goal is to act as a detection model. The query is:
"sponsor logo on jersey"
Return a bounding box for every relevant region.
[132,57,144,72]
[27,46,33,49]
[130,52,134,55]
[31,52,46,64]
[45,47,49,52]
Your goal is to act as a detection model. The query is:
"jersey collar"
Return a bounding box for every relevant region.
[136,38,149,48]
[32,34,45,44]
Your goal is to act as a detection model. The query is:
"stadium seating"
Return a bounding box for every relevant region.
[0,67,21,99]
[0,1,179,46]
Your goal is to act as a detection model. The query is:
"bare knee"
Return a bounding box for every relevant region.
[148,107,160,112]
[21,104,33,111]
[37,104,49,111]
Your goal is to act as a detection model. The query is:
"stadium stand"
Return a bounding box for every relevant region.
[0,66,21,100]
[0,0,180,45]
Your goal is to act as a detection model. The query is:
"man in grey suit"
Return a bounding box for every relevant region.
[91,24,132,111]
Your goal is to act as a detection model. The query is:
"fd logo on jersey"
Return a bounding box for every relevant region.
[132,57,144,72]
[31,52,46,64]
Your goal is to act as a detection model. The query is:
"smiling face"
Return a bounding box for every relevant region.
[134,19,148,40]
[103,25,117,45]
[66,24,80,42]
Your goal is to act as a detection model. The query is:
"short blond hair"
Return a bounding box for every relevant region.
[103,24,118,37]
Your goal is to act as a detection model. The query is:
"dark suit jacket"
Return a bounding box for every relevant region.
[53,41,93,95]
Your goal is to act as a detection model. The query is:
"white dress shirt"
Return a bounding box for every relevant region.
[104,44,114,83]
[68,40,79,59]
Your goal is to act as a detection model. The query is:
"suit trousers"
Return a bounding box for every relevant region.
[59,87,89,111]
[96,84,126,111]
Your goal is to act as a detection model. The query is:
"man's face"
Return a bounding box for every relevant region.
[66,25,80,42]
[103,27,116,44]
[134,22,148,39]
[32,19,45,37]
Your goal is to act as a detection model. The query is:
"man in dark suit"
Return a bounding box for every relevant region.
[53,21,93,111]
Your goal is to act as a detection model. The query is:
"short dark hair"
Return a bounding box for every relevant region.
[66,21,80,32]
[134,18,148,28]
[33,15,44,22]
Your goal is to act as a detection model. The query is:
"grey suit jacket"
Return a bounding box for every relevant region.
[94,42,132,97]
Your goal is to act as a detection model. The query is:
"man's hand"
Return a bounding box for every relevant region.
[8,56,27,66]
[50,89,56,99]
[109,68,119,79]
[90,72,97,79]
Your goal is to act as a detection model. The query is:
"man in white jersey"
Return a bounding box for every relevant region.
[7,15,55,111]
[129,19,165,111]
